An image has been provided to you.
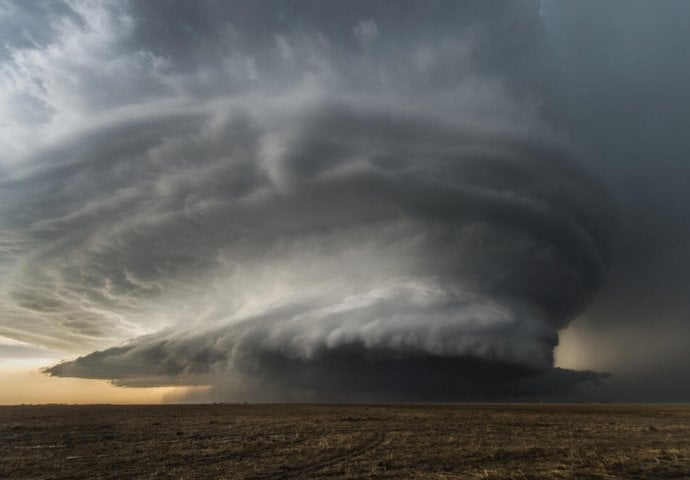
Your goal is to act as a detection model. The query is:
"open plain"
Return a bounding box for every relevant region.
[1,403,689,479]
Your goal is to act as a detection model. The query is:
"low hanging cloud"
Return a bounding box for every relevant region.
[42,102,615,400]
[0,1,617,400]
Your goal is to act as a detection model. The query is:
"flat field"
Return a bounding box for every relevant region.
[1,403,689,479]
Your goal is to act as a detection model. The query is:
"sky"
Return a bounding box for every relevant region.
[1,0,689,403]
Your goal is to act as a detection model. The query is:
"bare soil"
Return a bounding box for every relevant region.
[1,403,689,479]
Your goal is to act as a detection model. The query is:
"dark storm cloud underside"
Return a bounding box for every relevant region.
[48,341,607,401]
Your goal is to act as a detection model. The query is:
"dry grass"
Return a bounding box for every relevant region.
[1,403,689,479]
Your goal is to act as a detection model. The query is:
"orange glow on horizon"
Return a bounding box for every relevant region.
[0,367,208,405]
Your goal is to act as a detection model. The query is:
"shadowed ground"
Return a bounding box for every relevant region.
[1,404,689,479]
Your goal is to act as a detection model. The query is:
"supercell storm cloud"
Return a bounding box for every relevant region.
[43,105,615,399]
[0,1,631,400]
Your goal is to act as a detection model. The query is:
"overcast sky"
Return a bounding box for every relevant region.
[1,0,689,402]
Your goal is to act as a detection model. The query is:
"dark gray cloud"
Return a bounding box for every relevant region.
[540,0,690,401]
[39,100,615,400]
[1,0,686,401]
